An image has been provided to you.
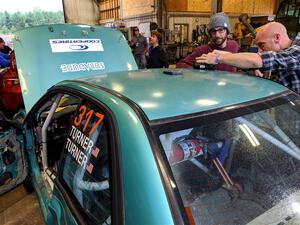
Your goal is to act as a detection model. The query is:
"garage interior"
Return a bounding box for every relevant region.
[0,0,298,224]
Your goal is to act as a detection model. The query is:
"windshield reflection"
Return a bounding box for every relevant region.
[158,96,300,225]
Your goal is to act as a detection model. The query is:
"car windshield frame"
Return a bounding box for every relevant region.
[151,90,300,225]
[151,90,295,135]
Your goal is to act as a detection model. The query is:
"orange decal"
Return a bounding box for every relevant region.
[74,105,87,126]
[83,109,94,132]
[89,112,104,136]
[74,105,104,136]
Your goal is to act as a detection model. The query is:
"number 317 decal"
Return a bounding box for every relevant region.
[73,105,104,136]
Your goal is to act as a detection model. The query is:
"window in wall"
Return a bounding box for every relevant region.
[174,24,189,43]
[277,2,288,18]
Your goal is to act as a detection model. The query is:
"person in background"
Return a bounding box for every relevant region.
[0,38,11,68]
[197,22,300,94]
[176,12,239,72]
[0,38,12,54]
[130,27,148,69]
[147,31,169,68]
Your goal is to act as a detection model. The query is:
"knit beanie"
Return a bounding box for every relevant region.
[207,12,231,34]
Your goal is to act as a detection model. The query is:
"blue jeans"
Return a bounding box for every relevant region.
[134,54,146,69]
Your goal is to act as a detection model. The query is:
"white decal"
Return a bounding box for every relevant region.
[60,62,105,73]
[65,125,95,166]
[49,39,104,52]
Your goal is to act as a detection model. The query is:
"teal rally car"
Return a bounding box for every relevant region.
[1,24,300,225]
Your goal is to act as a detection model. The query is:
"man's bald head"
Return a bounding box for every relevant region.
[255,22,291,52]
[257,22,288,39]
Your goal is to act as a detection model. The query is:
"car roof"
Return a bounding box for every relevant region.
[63,69,288,121]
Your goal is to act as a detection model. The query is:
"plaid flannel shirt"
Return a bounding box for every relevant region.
[260,33,300,93]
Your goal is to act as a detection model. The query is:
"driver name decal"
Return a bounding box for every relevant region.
[49,39,104,52]
[65,105,104,172]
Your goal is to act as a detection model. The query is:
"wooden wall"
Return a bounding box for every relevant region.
[99,0,120,21]
[165,0,211,12]
[122,0,154,18]
[64,0,99,24]
[187,0,211,12]
[165,0,188,11]
[222,0,276,15]
[165,0,275,14]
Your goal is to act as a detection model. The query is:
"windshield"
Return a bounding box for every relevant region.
[157,93,300,225]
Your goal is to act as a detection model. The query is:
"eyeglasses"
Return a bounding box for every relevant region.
[211,28,226,34]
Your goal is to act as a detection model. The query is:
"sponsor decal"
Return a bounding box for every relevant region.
[60,62,105,73]
[49,38,104,52]
[65,105,105,172]
[69,45,89,50]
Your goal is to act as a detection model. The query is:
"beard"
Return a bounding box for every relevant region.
[211,36,227,47]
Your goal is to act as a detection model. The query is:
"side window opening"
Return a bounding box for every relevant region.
[60,100,112,225]
[32,93,81,191]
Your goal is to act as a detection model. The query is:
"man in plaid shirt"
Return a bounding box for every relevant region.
[197,22,300,94]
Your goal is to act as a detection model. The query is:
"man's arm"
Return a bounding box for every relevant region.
[0,54,10,67]
[176,47,209,68]
[196,52,263,69]
[143,37,149,52]
[159,49,169,68]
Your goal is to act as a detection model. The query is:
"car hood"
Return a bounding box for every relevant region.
[13,24,137,112]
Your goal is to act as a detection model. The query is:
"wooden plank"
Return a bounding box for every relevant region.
[122,0,154,17]
[222,0,276,15]
[165,0,188,11]
[187,0,211,12]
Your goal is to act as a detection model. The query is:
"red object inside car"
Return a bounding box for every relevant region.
[0,51,23,112]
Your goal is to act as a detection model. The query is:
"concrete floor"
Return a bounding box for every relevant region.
[0,185,44,225]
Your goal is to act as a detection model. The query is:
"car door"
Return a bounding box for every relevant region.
[48,98,118,225]
[0,110,27,195]
[25,88,122,225]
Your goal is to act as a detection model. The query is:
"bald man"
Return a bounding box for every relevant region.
[197,22,300,94]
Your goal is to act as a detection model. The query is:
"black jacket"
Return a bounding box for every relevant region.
[147,46,169,68]
[0,45,12,54]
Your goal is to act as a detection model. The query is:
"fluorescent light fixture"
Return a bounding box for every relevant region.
[292,202,300,214]
[195,99,218,106]
[78,85,92,91]
[152,92,163,98]
[170,179,176,188]
[127,63,133,70]
[239,124,260,147]
[111,83,124,92]
[128,111,138,124]
[290,101,296,106]
[110,98,118,104]
[78,25,91,28]
[217,81,226,86]
[139,102,157,108]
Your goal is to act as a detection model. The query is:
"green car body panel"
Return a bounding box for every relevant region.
[50,70,287,225]
[13,24,137,112]
[55,81,175,225]
[0,23,294,225]
[70,69,287,120]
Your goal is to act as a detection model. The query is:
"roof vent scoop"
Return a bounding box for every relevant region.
[163,69,183,76]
